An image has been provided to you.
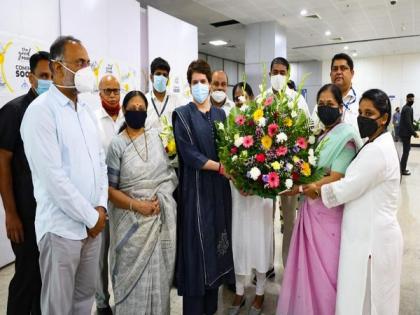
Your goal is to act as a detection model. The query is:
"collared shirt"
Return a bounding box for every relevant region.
[21,85,108,243]
[342,87,359,130]
[94,106,125,154]
[311,87,360,134]
[210,97,235,116]
[0,89,37,219]
[259,87,310,117]
[145,90,183,131]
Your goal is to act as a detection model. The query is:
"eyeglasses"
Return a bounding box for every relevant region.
[100,88,121,96]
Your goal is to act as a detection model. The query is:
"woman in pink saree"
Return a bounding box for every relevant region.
[276,84,362,315]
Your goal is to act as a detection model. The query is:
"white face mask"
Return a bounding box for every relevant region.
[56,62,97,93]
[270,74,286,91]
[211,90,227,103]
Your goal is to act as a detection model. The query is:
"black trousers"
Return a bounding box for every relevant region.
[183,289,219,315]
[400,136,411,172]
[7,218,41,315]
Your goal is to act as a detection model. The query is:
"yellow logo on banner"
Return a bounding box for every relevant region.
[0,41,13,93]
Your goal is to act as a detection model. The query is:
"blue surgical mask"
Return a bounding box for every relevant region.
[36,79,52,95]
[153,75,168,93]
[191,83,209,104]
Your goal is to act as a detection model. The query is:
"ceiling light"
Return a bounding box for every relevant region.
[209,40,227,46]
[344,46,349,50]
[325,30,331,36]
[352,52,358,57]
[300,9,308,16]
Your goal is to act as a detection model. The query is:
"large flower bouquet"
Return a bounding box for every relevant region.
[216,79,324,199]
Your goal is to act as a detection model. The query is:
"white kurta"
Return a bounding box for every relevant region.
[231,183,274,275]
[321,132,403,315]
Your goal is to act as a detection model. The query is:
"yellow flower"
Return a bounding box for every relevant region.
[301,162,311,177]
[261,135,273,150]
[253,108,264,122]
[167,139,177,156]
[293,156,300,163]
[271,161,281,170]
[284,117,293,127]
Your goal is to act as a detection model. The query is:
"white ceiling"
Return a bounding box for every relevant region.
[141,0,420,63]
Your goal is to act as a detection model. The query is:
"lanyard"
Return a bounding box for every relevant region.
[343,87,356,110]
[151,95,169,118]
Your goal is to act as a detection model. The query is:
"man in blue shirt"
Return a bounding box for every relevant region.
[21,36,108,314]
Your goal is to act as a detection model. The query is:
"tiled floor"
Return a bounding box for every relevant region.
[0,145,419,315]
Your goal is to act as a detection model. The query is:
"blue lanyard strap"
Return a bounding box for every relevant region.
[344,87,356,110]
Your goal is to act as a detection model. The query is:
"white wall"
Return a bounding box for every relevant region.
[147,6,198,102]
[290,61,322,112]
[322,53,420,119]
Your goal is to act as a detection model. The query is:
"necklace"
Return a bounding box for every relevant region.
[126,129,148,162]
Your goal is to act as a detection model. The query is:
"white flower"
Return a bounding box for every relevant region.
[291,110,298,118]
[288,102,295,109]
[234,136,244,147]
[240,104,248,112]
[308,148,314,156]
[217,122,224,130]
[232,155,238,162]
[308,155,317,166]
[258,117,266,127]
[276,132,288,143]
[238,96,247,104]
[286,163,293,171]
[249,167,261,180]
[308,135,316,144]
[285,179,293,189]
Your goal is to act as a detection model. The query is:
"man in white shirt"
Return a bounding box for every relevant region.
[20,36,107,315]
[145,57,183,131]
[209,70,235,116]
[312,53,359,133]
[259,57,310,117]
[94,74,124,315]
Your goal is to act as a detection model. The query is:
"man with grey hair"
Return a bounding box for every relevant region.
[20,35,107,314]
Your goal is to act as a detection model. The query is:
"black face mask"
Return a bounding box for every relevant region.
[317,106,342,126]
[357,115,382,138]
[407,101,414,106]
[125,110,147,129]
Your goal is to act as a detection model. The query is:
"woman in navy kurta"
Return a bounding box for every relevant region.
[173,59,234,315]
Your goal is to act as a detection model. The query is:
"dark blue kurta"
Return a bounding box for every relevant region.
[173,102,234,298]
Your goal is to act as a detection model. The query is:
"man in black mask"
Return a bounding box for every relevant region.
[399,93,418,175]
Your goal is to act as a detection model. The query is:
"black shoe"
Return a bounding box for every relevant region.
[97,306,113,315]
[266,266,275,279]
[252,267,275,284]
[402,170,411,176]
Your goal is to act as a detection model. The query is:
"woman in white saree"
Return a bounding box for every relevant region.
[106,91,178,315]
[319,89,403,315]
